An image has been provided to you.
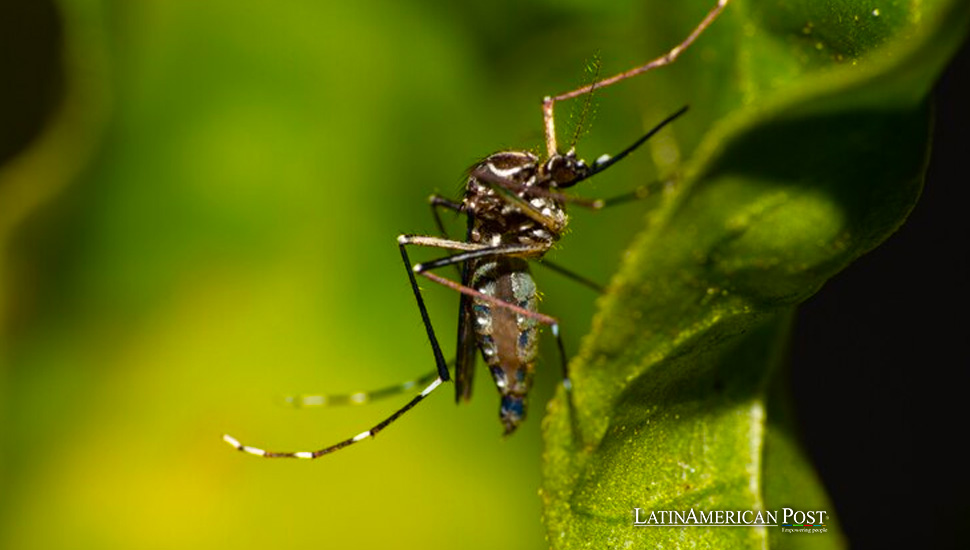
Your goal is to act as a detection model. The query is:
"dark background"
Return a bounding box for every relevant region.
[791,36,970,549]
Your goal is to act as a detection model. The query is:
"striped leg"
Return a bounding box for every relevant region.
[282,369,440,408]
[222,376,445,459]
[222,236,464,459]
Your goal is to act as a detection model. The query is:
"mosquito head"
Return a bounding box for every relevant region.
[551,105,690,188]
[543,149,591,189]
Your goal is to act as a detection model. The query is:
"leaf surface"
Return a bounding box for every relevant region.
[541,1,970,548]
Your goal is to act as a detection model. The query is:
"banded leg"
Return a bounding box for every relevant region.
[283,368,440,408]
[222,375,445,459]
[542,0,731,156]
[221,237,465,459]
[277,196,467,411]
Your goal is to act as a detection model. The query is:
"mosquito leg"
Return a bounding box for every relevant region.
[407,230,604,296]
[419,269,574,397]
[592,180,667,209]
[412,242,540,273]
[408,237,559,327]
[398,234,493,252]
[283,369,440,408]
[542,0,731,156]
[417,252,580,397]
[417,270,555,326]
[429,194,463,239]
[222,374,445,459]
[410,246,578,407]
[555,178,669,211]
[399,235,536,327]
[551,324,572,394]
[535,259,604,293]
[397,239,453,382]
[410,245,572,382]
[222,241,459,459]
[428,194,468,278]
[553,321,581,447]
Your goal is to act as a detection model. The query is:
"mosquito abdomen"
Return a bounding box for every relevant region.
[470,257,539,433]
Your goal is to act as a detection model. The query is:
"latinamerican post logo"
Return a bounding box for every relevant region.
[633,508,828,534]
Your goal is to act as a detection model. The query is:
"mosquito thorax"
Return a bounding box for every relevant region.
[466,150,568,246]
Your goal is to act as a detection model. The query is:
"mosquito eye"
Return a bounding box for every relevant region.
[547,156,590,189]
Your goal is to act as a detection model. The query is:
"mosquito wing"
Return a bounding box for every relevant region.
[454,231,478,403]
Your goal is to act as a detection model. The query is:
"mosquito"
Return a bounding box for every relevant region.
[223,0,731,459]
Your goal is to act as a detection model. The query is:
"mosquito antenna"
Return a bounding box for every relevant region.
[543,0,730,157]
[567,54,602,152]
[574,105,688,184]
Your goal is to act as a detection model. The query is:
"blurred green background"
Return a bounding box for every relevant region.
[0,1,723,548]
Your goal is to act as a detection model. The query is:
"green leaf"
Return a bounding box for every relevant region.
[541,0,970,548]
